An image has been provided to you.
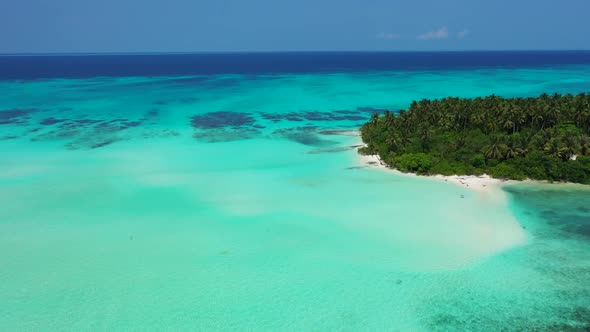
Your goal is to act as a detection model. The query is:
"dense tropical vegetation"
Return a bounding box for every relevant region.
[359,93,590,184]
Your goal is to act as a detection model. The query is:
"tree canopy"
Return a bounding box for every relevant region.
[359,93,590,184]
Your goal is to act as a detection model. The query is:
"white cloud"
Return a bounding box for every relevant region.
[457,29,470,39]
[417,27,449,40]
[376,32,401,40]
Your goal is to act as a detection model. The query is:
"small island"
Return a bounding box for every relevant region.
[359,93,590,184]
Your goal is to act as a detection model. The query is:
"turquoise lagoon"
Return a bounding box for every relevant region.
[1,64,590,330]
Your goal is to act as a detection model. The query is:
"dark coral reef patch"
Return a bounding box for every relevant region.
[191,111,256,129]
[190,111,262,142]
[31,116,151,149]
[0,109,39,125]
[260,107,386,123]
[193,128,261,143]
[260,110,366,122]
[40,117,67,126]
[272,126,337,146]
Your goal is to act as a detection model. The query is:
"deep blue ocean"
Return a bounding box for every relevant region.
[2,51,590,79]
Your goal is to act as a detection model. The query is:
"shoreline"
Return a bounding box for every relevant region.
[356,149,590,196]
[356,152,506,197]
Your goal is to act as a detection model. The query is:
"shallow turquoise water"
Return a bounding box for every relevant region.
[1,65,590,330]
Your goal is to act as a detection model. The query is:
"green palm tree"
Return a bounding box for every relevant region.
[484,137,507,160]
[470,111,486,128]
[383,111,396,127]
[504,139,525,159]
[576,108,590,134]
[579,136,590,156]
[386,132,402,150]
[544,138,562,159]
[563,134,580,154]
[419,126,434,152]
[503,119,515,133]
[370,113,380,126]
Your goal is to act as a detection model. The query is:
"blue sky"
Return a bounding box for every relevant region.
[1,0,589,53]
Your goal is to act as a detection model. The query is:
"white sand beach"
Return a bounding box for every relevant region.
[357,152,505,198]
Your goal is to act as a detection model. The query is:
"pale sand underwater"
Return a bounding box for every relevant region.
[356,150,527,260]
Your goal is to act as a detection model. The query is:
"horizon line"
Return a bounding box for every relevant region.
[1,49,590,57]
